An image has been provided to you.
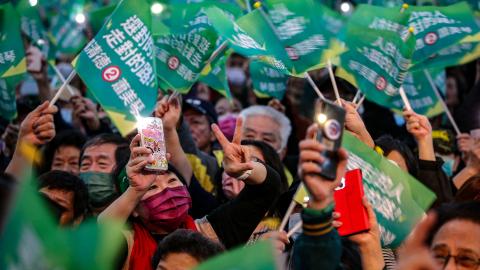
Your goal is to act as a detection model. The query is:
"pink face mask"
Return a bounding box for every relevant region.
[218,113,238,141]
[140,186,192,232]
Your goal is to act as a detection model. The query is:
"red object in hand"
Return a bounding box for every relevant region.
[334,169,370,236]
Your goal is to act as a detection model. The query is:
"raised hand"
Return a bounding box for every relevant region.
[19,101,57,146]
[457,133,473,161]
[126,134,157,193]
[342,100,374,148]
[397,213,439,270]
[212,117,254,179]
[71,96,100,130]
[154,94,181,131]
[347,198,384,270]
[404,110,432,141]
[298,124,348,210]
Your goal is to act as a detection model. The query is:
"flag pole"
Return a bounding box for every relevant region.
[287,221,303,238]
[424,69,461,135]
[399,86,412,111]
[327,59,341,105]
[355,94,366,111]
[51,65,76,96]
[304,73,325,100]
[50,70,77,107]
[352,89,361,104]
[279,200,298,232]
[246,0,252,12]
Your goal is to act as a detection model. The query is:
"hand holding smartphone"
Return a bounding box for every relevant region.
[334,169,370,236]
[138,117,168,171]
[315,99,346,180]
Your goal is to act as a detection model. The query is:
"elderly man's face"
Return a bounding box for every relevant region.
[242,115,282,152]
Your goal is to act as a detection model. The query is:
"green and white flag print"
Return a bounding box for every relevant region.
[74,0,157,136]
[199,53,233,100]
[250,59,288,100]
[343,133,436,247]
[407,2,480,66]
[391,69,445,118]
[154,25,218,93]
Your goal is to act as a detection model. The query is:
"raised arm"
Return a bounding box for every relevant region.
[5,101,57,180]
[154,94,193,184]
[343,100,375,149]
[453,140,480,189]
[404,110,435,161]
[98,134,157,224]
[292,124,347,270]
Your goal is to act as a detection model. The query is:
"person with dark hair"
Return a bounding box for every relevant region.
[38,130,87,175]
[374,135,419,176]
[79,133,129,215]
[98,96,282,270]
[397,202,480,270]
[38,170,89,226]
[151,229,224,270]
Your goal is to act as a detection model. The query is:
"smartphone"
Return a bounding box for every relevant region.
[334,169,370,236]
[315,99,346,180]
[471,129,480,141]
[27,46,42,73]
[138,117,168,171]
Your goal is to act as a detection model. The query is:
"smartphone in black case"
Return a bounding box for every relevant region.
[315,99,346,180]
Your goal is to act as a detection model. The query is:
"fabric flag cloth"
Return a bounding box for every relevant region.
[193,241,279,270]
[250,59,288,100]
[0,3,27,120]
[15,0,53,62]
[0,177,124,270]
[390,69,445,117]
[294,133,436,248]
[48,0,88,55]
[337,5,416,108]
[74,0,157,136]
[342,133,436,247]
[153,3,220,94]
[89,4,117,35]
[407,2,480,68]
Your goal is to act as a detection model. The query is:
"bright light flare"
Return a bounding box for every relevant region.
[340,2,352,13]
[316,113,327,124]
[151,3,165,15]
[29,0,38,7]
[75,13,86,24]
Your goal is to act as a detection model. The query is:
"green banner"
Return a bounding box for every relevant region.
[194,241,278,270]
[48,0,88,55]
[0,178,124,270]
[250,59,288,100]
[0,3,27,78]
[89,4,116,35]
[15,0,53,59]
[74,0,158,136]
[407,2,480,65]
[0,75,23,120]
[342,133,436,247]
[154,26,218,93]
[338,15,416,107]
[391,69,445,118]
[411,41,480,70]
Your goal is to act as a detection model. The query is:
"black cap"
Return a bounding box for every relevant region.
[183,98,218,124]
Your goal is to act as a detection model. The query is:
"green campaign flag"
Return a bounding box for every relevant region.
[199,53,233,100]
[194,241,279,270]
[0,3,27,120]
[154,26,218,93]
[407,2,480,66]
[260,0,338,75]
[338,13,416,108]
[48,0,88,55]
[74,0,158,136]
[390,69,445,118]
[343,133,436,247]
[0,3,27,79]
[0,75,23,120]
[0,177,124,270]
[89,4,117,35]
[250,59,288,100]
[411,41,480,70]
[15,0,53,59]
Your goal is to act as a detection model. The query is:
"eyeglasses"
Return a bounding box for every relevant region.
[433,253,480,270]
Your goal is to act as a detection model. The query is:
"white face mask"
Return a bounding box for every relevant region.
[19,76,39,96]
[60,108,73,124]
[227,67,246,86]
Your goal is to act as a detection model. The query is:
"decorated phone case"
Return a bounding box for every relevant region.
[138,117,168,171]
